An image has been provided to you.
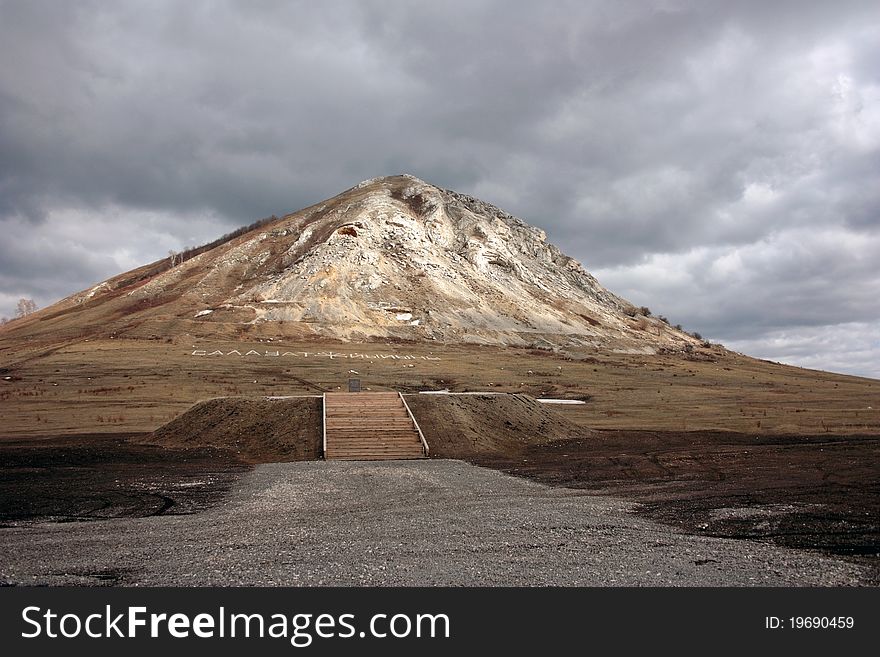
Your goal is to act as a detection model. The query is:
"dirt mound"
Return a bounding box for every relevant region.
[143,397,322,462]
[404,393,588,458]
[143,393,580,463]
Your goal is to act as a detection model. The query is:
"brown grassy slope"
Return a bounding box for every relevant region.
[0,338,877,438]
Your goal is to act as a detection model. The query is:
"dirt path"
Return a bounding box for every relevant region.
[0,460,868,586]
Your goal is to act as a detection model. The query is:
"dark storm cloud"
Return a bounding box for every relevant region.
[0,0,877,377]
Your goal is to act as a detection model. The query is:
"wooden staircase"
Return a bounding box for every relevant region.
[323,392,428,460]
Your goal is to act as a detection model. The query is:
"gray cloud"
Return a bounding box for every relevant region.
[0,0,877,377]
[725,322,880,381]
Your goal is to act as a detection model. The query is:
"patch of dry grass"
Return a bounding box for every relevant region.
[0,338,877,437]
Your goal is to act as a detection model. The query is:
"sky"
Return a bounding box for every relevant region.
[1,0,878,378]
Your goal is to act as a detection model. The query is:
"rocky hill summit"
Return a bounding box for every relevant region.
[7,174,699,352]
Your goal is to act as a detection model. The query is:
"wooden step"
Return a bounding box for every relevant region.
[328,434,420,438]
[330,452,423,456]
[327,445,424,454]
[329,440,421,445]
[328,441,422,448]
[327,427,418,430]
[326,446,424,454]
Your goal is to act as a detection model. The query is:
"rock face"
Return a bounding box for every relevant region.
[221,174,640,346]
[12,174,698,351]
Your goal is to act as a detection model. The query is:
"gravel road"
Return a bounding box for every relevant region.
[0,460,867,586]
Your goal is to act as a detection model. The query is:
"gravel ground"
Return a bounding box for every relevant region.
[0,460,867,586]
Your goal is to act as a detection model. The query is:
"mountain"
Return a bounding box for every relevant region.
[2,174,700,352]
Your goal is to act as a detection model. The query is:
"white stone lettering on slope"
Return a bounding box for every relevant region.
[190,349,441,360]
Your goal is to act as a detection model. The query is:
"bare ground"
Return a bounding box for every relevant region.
[0,434,246,524]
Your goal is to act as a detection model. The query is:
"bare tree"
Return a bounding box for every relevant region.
[0,317,8,325]
[168,249,179,266]
[15,298,37,318]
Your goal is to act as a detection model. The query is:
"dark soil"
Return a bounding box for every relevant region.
[0,433,248,524]
[466,430,880,580]
[140,396,322,461]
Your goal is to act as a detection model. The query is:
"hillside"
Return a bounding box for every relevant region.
[0,174,700,352]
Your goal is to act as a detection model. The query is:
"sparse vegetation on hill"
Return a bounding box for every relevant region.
[15,298,37,318]
[168,215,280,269]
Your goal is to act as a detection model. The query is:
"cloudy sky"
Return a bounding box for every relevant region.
[1,0,878,377]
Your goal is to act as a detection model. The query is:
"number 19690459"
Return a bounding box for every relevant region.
[765,616,855,629]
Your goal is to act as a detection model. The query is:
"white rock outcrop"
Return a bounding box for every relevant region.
[75,174,697,351]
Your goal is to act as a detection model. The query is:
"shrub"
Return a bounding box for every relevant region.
[15,298,37,318]
[169,215,280,268]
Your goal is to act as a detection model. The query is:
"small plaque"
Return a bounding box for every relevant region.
[348,378,361,392]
